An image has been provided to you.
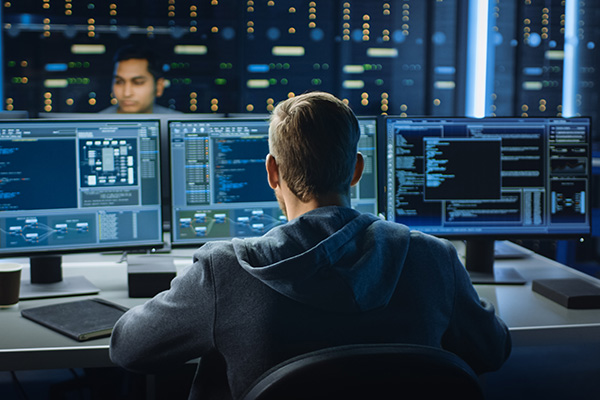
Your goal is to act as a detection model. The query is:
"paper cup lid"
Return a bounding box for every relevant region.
[0,263,22,272]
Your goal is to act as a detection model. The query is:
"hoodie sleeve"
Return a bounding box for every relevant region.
[109,252,216,373]
[440,241,512,374]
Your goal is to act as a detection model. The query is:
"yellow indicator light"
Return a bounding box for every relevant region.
[174,45,208,55]
[343,65,365,74]
[522,82,543,90]
[366,48,398,57]
[247,79,270,89]
[44,79,69,88]
[545,50,564,60]
[433,81,456,89]
[71,44,106,54]
[342,80,365,89]
[272,46,305,56]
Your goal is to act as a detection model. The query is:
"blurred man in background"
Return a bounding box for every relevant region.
[100,45,180,114]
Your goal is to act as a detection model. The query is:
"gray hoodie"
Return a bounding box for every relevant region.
[110,206,511,399]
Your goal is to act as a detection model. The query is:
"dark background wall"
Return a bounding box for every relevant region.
[4,1,599,127]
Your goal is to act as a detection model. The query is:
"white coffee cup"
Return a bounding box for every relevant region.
[0,263,22,307]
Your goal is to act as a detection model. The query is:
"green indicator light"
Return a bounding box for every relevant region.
[281,78,288,85]
[269,78,277,85]
[215,78,227,85]
[184,78,192,84]
[8,61,16,67]
[375,79,384,86]
[283,63,290,69]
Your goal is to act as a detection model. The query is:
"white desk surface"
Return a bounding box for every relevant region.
[1,241,600,371]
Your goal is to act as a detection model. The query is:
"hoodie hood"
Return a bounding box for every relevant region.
[232,206,411,313]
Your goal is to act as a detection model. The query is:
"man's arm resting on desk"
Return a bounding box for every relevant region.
[441,243,512,374]
[109,259,214,372]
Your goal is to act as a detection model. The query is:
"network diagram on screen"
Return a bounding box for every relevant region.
[170,118,378,245]
[382,117,591,237]
[0,120,163,255]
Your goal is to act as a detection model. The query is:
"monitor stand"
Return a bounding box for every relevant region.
[465,239,526,285]
[19,255,100,300]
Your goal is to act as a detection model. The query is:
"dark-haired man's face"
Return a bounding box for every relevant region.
[112,58,164,113]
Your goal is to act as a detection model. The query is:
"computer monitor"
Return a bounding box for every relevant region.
[0,119,164,298]
[169,117,378,246]
[38,112,225,232]
[354,117,379,215]
[379,116,592,284]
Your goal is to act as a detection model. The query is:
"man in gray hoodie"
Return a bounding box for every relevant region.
[110,91,511,399]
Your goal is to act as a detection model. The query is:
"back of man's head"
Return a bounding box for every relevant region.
[113,45,163,81]
[269,91,361,202]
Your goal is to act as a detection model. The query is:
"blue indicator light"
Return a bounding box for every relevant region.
[45,63,69,72]
[434,66,456,75]
[20,14,32,25]
[523,67,543,76]
[247,64,270,73]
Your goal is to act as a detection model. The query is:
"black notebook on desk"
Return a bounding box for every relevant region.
[21,298,129,341]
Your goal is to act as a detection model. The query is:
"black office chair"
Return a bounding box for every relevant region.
[241,343,484,400]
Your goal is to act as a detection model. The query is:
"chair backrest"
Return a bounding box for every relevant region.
[241,343,484,400]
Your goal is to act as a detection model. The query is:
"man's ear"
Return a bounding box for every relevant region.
[155,77,165,98]
[265,154,280,189]
[350,152,364,187]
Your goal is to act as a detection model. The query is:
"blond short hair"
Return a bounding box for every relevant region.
[268,92,361,202]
